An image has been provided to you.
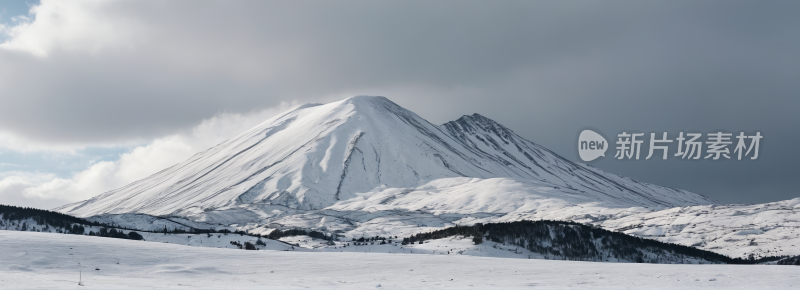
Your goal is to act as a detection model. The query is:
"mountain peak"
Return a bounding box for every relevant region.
[325,95,409,118]
[450,113,502,127]
[444,113,513,139]
[344,95,388,102]
[339,95,395,109]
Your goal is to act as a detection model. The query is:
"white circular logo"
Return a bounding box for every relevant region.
[578,129,608,162]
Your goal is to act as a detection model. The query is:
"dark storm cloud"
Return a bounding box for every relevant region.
[0,0,797,203]
[0,1,645,142]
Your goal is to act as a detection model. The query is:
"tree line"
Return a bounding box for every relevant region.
[402,220,784,264]
[777,255,800,265]
[0,204,102,229]
[265,228,336,241]
[1,204,142,240]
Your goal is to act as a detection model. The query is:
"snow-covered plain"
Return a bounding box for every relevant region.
[3,230,800,289]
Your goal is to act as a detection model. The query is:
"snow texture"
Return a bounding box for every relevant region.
[2,230,798,289]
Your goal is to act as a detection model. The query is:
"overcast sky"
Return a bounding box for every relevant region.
[0,0,797,209]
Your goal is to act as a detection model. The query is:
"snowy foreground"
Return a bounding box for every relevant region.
[3,231,800,289]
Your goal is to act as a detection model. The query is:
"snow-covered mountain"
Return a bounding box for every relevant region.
[54,96,800,259]
[57,96,714,220]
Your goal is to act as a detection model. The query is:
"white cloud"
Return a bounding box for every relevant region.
[0,101,297,209]
[0,171,59,207]
[0,129,136,153]
[0,0,146,57]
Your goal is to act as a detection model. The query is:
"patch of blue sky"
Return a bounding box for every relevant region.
[0,0,39,42]
[0,146,134,178]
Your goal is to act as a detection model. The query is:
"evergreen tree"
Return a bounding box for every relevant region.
[472,235,483,245]
[128,231,144,240]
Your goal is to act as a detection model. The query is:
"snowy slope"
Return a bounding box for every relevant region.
[439,113,714,207]
[3,230,799,289]
[56,96,715,222]
[592,198,800,259]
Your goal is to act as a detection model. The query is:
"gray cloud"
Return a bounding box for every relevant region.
[0,0,798,204]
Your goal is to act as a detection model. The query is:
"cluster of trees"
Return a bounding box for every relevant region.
[265,229,336,241]
[153,225,257,236]
[256,237,267,246]
[0,204,101,230]
[352,236,393,242]
[777,255,800,265]
[0,204,100,235]
[401,220,778,264]
[64,224,87,235]
[309,230,329,240]
[0,220,89,235]
[348,236,395,246]
[1,204,147,241]
[400,240,423,245]
[88,227,144,240]
[229,240,258,250]
[158,225,227,235]
[159,226,192,234]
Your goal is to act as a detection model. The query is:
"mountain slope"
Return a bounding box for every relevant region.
[56,96,715,221]
[593,197,800,259]
[439,113,714,207]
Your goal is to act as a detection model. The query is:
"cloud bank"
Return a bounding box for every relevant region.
[0,102,296,208]
[0,0,798,206]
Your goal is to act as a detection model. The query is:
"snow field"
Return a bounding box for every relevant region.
[3,230,800,289]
